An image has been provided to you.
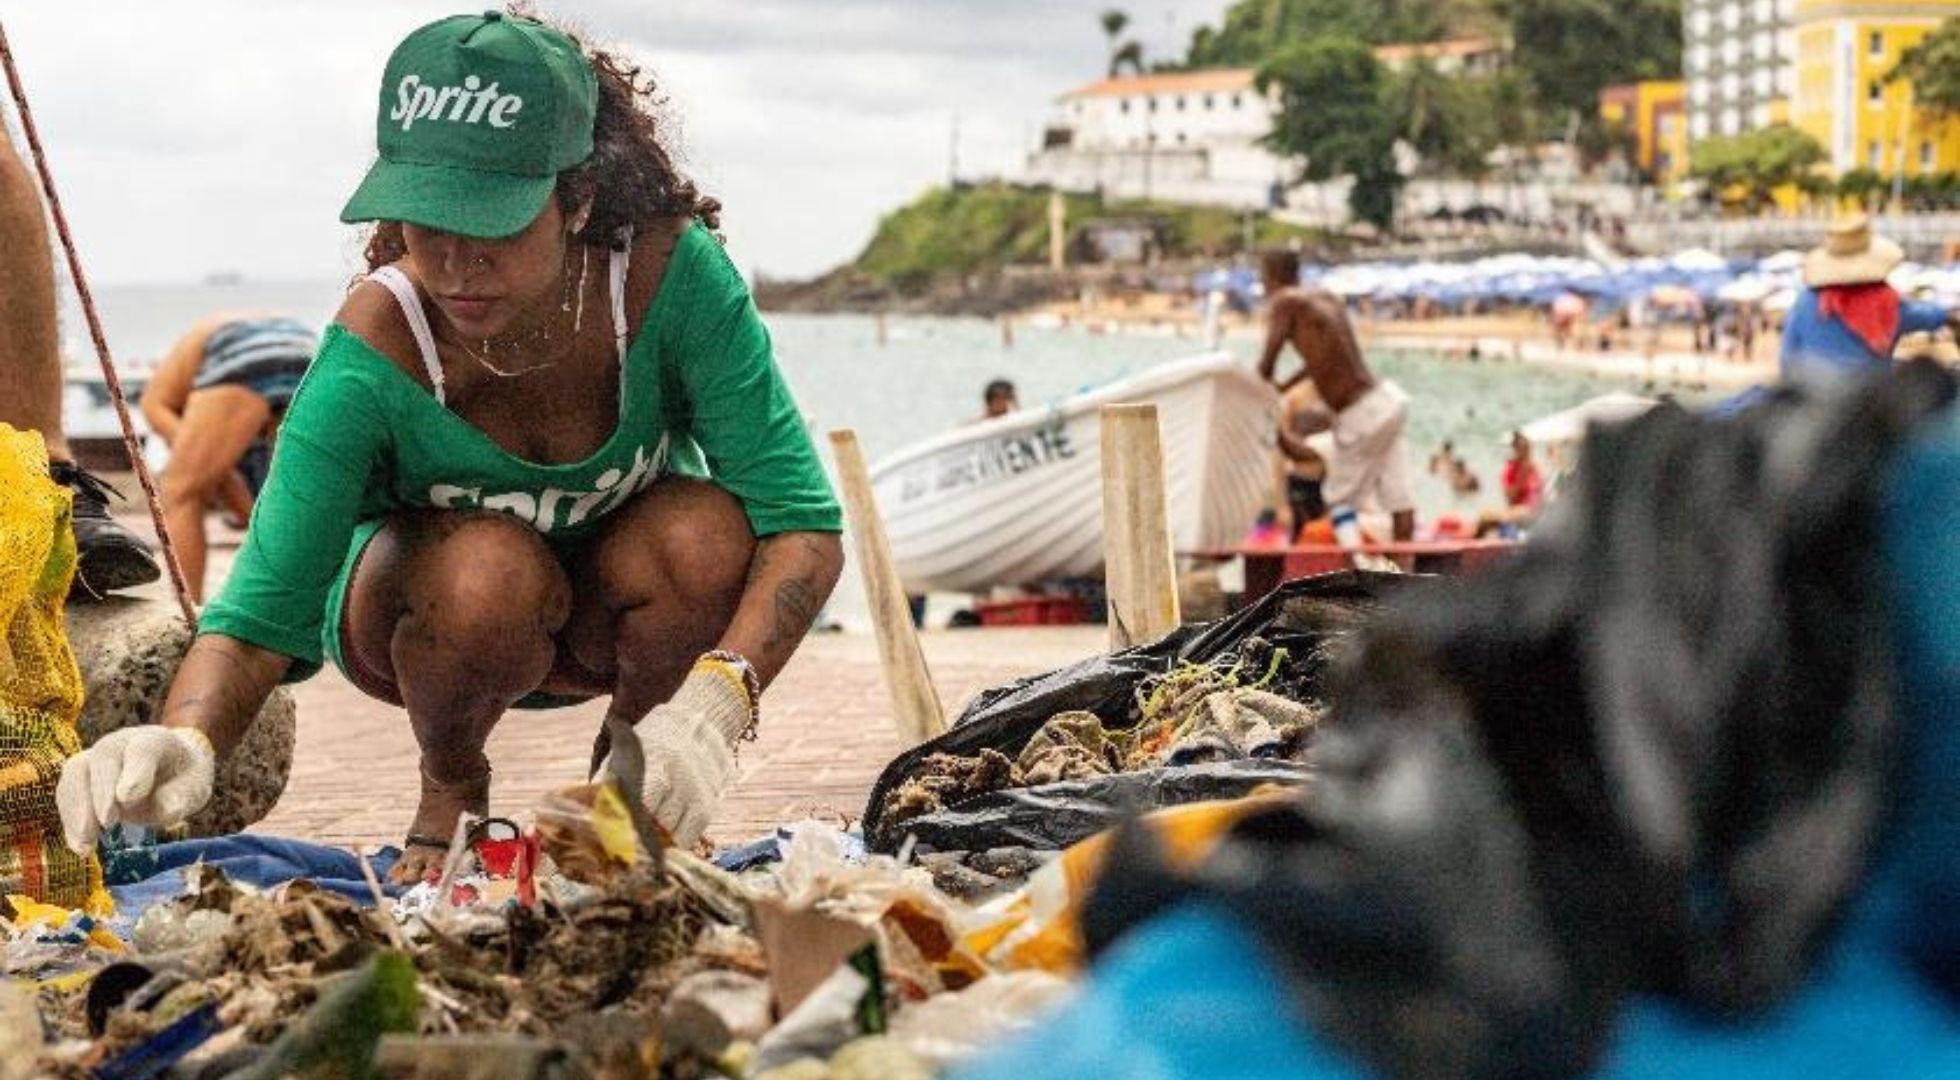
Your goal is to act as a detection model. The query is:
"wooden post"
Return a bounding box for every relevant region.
[874,312,888,347]
[1100,404,1181,650]
[1048,190,1066,271]
[828,430,947,746]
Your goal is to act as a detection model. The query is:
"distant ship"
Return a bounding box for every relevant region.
[203,270,245,286]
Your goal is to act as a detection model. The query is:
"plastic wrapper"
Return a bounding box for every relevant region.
[886,971,1073,1069]
[863,572,1409,854]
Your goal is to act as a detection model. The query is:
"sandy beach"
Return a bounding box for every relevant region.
[1022,296,1780,392]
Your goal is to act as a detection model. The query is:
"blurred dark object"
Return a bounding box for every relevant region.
[1081,363,1958,1080]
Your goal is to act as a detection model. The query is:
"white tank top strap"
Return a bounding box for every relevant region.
[366,265,447,406]
[609,226,633,365]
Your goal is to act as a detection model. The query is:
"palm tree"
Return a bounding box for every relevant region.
[1101,10,1131,76]
[1111,41,1146,77]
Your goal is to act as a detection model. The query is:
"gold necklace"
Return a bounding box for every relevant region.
[445,247,587,379]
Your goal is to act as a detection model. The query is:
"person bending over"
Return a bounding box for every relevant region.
[141,314,316,600]
[58,13,844,882]
[1256,249,1415,542]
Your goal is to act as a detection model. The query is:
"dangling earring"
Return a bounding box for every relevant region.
[573,246,590,334]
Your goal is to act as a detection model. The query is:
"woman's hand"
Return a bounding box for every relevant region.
[606,530,841,843]
[601,657,751,846]
[58,634,290,852]
[57,727,216,853]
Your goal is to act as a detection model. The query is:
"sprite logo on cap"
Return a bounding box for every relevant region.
[341,11,597,239]
[390,73,525,131]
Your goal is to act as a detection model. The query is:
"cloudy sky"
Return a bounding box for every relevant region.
[0,1,1226,285]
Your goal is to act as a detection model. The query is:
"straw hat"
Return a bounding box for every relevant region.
[1803,213,1905,288]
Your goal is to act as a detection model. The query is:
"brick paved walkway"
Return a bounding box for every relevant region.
[108,507,1105,849]
[254,626,1103,848]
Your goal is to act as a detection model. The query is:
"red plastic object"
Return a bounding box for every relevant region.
[976,595,1086,627]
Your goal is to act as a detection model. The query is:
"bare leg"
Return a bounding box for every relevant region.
[157,385,269,601]
[341,511,571,883]
[1,126,157,595]
[0,125,62,456]
[1392,509,1415,542]
[562,478,754,762]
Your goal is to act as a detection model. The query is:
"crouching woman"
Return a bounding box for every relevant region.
[56,12,843,881]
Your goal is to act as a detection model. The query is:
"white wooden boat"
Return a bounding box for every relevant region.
[868,352,1278,593]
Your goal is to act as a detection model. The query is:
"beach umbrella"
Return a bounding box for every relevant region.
[1669,248,1728,273]
[1717,278,1776,304]
[1647,284,1703,310]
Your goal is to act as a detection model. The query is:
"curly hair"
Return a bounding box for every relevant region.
[363,8,720,270]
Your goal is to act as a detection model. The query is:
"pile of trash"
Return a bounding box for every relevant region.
[863,573,1404,855]
[2,771,1088,1080]
[883,637,1320,830]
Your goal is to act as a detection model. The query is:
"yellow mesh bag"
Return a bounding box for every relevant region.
[0,423,101,908]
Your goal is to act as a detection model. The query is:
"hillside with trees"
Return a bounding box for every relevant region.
[1175,0,1683,229]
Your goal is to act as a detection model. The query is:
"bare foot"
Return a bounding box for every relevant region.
[387,769,490,886]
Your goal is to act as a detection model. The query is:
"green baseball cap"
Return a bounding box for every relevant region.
[340,11,597,239]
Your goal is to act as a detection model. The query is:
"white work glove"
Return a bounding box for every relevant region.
[57,726,217,854]
[599,659,754,848]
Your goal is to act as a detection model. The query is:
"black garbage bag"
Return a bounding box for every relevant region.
[1081,363,1958,1080]
[861,571,1416,854]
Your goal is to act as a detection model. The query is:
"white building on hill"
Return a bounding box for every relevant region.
[1022,69,1288,209]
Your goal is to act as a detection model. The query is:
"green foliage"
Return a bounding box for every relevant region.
[1894,17,1960,116]
[849,184,1320,290]
[1836,167,1888,209]
[1182,0,1501,65]
[1258,38,1404,230]
[1494,0,1682,124]
[1189,0,1376,66]
[1391,62,1503,177]
[1904,171,1960,210]
[1689,125,1826,210]
[1100,7,1146,77]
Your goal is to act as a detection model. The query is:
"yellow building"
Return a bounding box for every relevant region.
[1794,0,1960,177]
[1600,80,1690,183]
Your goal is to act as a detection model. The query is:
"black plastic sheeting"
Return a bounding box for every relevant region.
[861,571,1419,854]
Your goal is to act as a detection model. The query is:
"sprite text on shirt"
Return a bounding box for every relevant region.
[392,74,524,132]
[427,437,668,533]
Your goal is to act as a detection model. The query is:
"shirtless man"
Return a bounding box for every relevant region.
[1256,249,1415,541]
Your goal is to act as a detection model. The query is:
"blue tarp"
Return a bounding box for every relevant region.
[102,834,404,918]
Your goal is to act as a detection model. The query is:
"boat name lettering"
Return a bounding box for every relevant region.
[900,424,1075,502]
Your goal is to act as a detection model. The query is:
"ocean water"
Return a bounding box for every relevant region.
[69,280,1672,629]
[70,279,1662,520]
[65,282,1669,631]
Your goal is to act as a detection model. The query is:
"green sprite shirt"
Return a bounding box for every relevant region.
[199,222,840,678]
